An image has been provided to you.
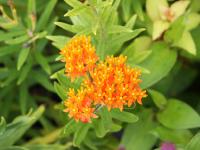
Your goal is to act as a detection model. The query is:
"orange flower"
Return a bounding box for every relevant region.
[60,35,98,80]
[83,55,147,111]
[63,88,97,123]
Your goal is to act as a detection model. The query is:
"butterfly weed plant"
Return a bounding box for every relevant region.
[0,0,200,150]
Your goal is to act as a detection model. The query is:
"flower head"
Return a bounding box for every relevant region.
[60,35,98,80]
[63,88,97,123]
[83,55,147,111]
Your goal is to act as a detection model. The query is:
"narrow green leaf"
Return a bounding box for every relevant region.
[64,5,88,17]
[107,25,133,34]
[111,109,138,123]
[0,45,20,57]
[157,99,200,129]
[19,83,28,114]
[5,35,29,45]
[0,30,26,42]
[148,89,167,109]
[0,117,6,135]
[125,14,137,29]
[62,120,80,137]
[17,47,30,70]
[64,0,82,8]
[17,62,32,85]
[92,118,107,138]
[100,107,112,131]
[55,22,84,33]
[73,124,90,147]
[36,0,57,31]
[54,82,67,101]
[34,51,51,74]
[0,106,44,147]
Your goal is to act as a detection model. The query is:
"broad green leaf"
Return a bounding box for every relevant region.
[146,0,168,21]
[186,13,200,31]
[153,125,192,145]
[73,124,91,147]
[121,109,157,150]
[186,132,200,150]
[152,20,169,40]
[36,0,57,31]
[157,99,200,129]
[148,89,167,109]
[0,106,44,147]
[99,107,112,131]
[92,117,108,137]
[17,47,30,70]
[164,16,185,43]
[171,0,190,20]
[139,42,177,89]
[174,31,196,55]
[54,82,67,101]
[110,123,122,132]
[55,22,84,33]
[111,109,138,123]
[34,51,51,74]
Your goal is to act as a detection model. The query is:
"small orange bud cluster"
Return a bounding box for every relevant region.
[61,35,147,123]
[60,35,98,80]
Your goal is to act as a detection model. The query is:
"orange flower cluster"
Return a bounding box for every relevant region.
[84,56,147,111]
[60,35,98,80]
[63,88,97,123]
[61,35,147,123]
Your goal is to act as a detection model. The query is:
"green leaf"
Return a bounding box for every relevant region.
[148,89,167,109]
[157,99,200,129]
[54,82,67,101]
[46,35,69,49]
[0,106,44,147]
[132,0,144,21]
[17,61,32,85]
[64,5,88,17]
[111,109,138,123]
[139,42,177,89]
[174,31,196,55]
[164,16,185,43]
[64,0,83,8]
[0,30,26,42]
[73,124,90,147]
[34,51,51,74]
[5,35,29,45]
[186,132,200,150]
[146,0,168,21]
[55,22,84,33]
[121,109,157,150]
[152,20,169,40]
[62,120,80,137]
[17,47,30,70]
[125,14,137,29]
[25,144,67,150]
[36,0,57,31]
[0,117,6,135]
[0,45,20,57]
[99,107,112,131]
[92,117,108,138]
[153,125,192,145]
[107,25,133,34]
[32,71,54,92]
[0,146,29,150]
[19,83,28,114]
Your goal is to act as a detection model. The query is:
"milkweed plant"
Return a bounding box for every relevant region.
[0,0,200,150]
